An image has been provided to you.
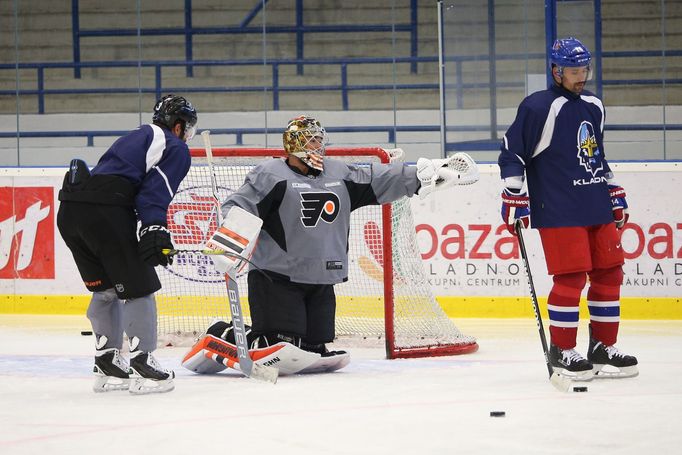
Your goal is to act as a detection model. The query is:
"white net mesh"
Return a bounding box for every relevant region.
[156,147,477,358]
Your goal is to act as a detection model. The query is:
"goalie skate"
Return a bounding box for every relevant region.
[93,348,130,393]
[588,337,639,379]
[129,351,175,394]
[182,334,350,376]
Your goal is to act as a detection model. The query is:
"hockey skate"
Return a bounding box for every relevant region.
[549,344,594,381]
[93,348,130,393]
[588,337,639,378]
[128,350,175,394]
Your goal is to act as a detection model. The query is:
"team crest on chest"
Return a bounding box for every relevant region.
[576,120,603,177]
[300,192,340,227]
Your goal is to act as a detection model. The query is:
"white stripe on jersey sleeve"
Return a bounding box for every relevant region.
[146,124,167,173]
[501,135,527,168]
[146,124,174,197]
[580,95,605,133]
[153,165,174,198]
[532,97,568,158]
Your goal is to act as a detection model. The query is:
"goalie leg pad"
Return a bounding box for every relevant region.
[299,350,350,374]
[181,338,228,374]
[182,335,350,375]
[251,343,350,375]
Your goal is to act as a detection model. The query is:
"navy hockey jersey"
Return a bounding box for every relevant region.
[91,124,191,225]
[498,84,615,228]
[222,158,420,284]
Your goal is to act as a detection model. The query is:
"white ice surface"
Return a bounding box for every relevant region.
[0,315,680,455]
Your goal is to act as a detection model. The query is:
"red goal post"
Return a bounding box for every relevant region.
[156,147,478,359]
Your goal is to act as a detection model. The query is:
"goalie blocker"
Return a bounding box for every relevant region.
[207,206,262,276]
[182,322,350,375]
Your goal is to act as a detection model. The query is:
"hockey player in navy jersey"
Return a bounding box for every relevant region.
[58,94,197,393]
[182,115,479,375]
[499,37,637,380]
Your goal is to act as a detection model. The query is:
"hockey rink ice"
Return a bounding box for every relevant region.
[0,315,680,455]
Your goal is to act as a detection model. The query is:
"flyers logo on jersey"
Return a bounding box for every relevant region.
[300,192,340,227]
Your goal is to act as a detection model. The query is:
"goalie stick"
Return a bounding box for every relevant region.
[515,221,572,392]
[224,272,278,383]
[201,130,278,384]
[161,248,273,283]
[202,130,223,227]
[163,248,243,257]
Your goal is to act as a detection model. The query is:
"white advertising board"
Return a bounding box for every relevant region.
[1,163,681,303]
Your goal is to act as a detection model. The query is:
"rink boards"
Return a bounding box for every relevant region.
[1,163,680,319]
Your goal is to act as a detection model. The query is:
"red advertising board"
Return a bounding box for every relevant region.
[0,187,55,279]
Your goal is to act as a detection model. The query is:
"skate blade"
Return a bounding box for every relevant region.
[552,367,594,382]
[93,376,130,393]
[593,364,639,379]
[129,377,175,395]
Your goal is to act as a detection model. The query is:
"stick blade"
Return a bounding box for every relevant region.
[250,363,279,384]
[550,372,572,392]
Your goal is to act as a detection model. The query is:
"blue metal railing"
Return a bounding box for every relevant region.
[2,124,679,152]
[0,56,438,114]
[71,0,419,79]
[0,125,437,148]
[4,51,680,115]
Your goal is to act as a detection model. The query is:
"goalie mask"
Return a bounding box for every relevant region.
[283,115,328,172]
[550,37,593,81]
[153,94,198,142]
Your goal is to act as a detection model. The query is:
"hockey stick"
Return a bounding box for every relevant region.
[161,248,273,283]
[202,130,278,384]
[515,221,571,392]
[163,247,233,256]
[225,271,278,383]
[202,130,223,226]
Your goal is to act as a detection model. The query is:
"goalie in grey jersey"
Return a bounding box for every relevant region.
[183,115,478,375]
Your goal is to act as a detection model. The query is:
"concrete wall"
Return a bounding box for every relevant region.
[1,1,680,165]
[2,0,681,114]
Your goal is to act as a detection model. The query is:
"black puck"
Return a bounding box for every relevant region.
[573,386,588,392]
[490,411,506,417]
[80,330,93,336]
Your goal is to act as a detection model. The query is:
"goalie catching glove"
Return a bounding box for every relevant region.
[206,206,262,276]
[416,152,479,199]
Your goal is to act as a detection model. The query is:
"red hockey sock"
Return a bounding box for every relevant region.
[587,266,623,346]
[547,272,586,350]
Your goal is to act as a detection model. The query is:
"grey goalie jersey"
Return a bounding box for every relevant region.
[221,158,420,284]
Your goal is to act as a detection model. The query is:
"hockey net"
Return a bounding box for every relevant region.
[156,147,477,358]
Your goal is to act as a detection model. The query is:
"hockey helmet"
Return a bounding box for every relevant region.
[550,37,592,80]
[283,115,328,171]
[152,94,198,141]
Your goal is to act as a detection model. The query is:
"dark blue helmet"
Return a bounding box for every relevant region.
[152,94,198,140]
[550,37,591,68]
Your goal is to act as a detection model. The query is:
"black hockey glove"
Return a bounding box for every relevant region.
[138,224,174,267]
